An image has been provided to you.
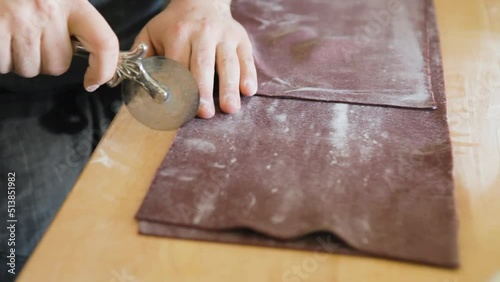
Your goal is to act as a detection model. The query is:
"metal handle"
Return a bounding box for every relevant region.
[71,40,90,59]
[71,40,168,103]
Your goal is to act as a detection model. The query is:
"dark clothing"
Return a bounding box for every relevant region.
[0,1,164,280]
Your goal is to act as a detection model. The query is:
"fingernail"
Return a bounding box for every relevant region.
[245,80,257,95]
[199,98,215,115]
[86,85,100,93]
[199,98,209,108]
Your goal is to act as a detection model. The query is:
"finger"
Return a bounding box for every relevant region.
[40,22,72,76]
[191,37,216,118]
[237,40,258,96]
[163,24,191,68]
[11,33,41,78]
[164,39,191,69]
[68,2,119,92]
[216,42,241,114]
[0,35,12,74]
[133,27,156,58]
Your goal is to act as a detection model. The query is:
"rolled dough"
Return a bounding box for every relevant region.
[136,0,458,268]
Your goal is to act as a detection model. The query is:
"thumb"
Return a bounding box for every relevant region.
[68,2,119,92]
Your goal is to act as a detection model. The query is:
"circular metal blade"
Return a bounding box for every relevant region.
[122,56,199,131]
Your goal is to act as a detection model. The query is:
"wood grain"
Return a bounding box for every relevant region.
[18,0,500,281]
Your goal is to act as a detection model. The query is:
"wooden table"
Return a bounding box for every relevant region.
[18,0,500,281]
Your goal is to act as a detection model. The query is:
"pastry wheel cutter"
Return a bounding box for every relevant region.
[72,41,200,131]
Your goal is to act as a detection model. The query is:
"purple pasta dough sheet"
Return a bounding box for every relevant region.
[136,0,458,268]
[232,0,436,108]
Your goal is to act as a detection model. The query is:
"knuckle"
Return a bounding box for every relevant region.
[220,56,235,65]
[194,54,211,67]
[232,22,247,35]
[194,43,211,57]
[200,18,212,31]
[36,0,58,15]
[97,36,119,53]
[34,0,59,25]
[11,13,27,28]
[241,55,254,65]
[14,27,37,45]
[222,80,238,92]
[174,21,189,35]
[23,35,37,48]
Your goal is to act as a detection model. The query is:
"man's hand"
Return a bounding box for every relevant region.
[0,0,119,92]
[135,0,258,118]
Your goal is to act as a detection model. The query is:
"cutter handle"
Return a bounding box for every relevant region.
[70,39,168,102]
[71,40,90,59]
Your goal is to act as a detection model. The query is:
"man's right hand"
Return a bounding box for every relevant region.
[0,0,119,92]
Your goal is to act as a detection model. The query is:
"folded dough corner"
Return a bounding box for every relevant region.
[136,0,458,268]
